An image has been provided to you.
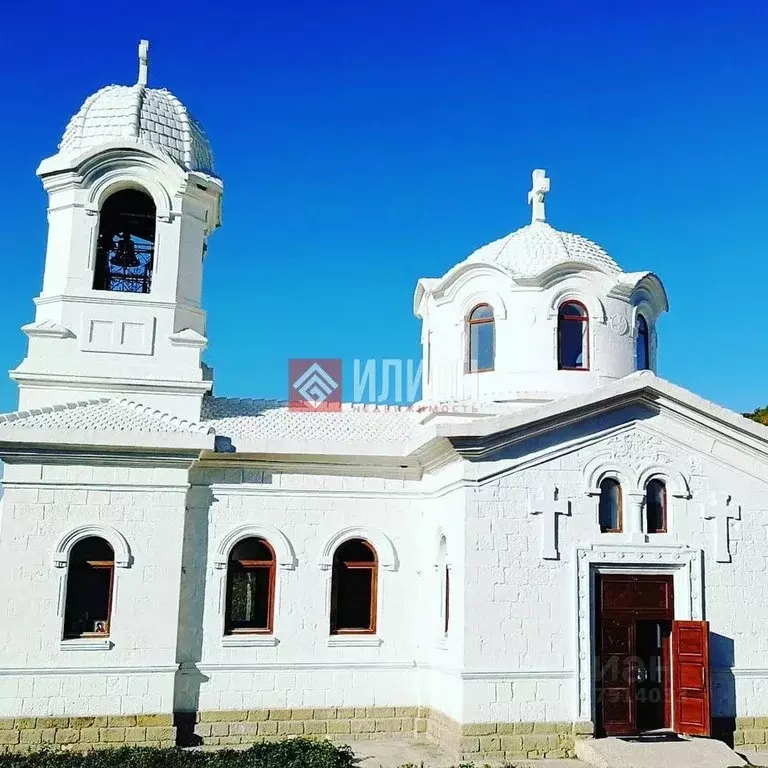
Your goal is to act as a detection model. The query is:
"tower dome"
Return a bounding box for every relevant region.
[465,221,620,279]
[414,169,669,407]
[15,40,223,421]
[57,41,214,175]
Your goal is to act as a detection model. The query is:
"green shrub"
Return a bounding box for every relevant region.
[0,740,356,768]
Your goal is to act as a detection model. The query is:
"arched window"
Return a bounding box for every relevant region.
[467,304,495,373]
[645,479,667,534]
[636,315,650,370]
[94,189,156,294]
[330,538,378,634]
[225,537,275,634]
[63,537,114,638]
[598,478,622,533]
[558,301,589,370]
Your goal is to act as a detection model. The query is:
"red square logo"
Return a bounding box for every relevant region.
[289,359,342,412]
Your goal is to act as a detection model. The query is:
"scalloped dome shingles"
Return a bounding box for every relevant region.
[465,221,620,278]
[59,84,214,174]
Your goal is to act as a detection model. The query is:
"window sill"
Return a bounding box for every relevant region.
[222,635,278,648]
[327,635,382,648]
[60,638,113,651]
[436,635,449,650]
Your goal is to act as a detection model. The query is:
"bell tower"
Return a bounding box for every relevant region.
[11,41,223,420]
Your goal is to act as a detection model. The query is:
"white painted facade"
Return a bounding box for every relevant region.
[0,41,767,747]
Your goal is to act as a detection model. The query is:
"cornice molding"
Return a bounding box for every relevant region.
[0,665,177,677]
[0,446,202,467]
[169,328,208,350]
[21,320,75,340]
[9,370,212,397]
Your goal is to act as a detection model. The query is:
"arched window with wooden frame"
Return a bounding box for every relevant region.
[558,301,589,370]
[330,538,378,634]
[636,314,650,370]
[598,477,622,533]
[645,478,667,534]
[63,537,115,638]
[225,537,276,634]
[93,188,156,294]
[467,304,495,373]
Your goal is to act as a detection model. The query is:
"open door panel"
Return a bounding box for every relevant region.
[599,617,637,736]
[672,620,711,737]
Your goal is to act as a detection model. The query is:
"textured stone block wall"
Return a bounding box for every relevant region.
[734,717,768,751]
[189,707,423,746]
[456,720,592,761]
[190,708,591,761]
[423,707,461,755]
[0,715,175,754]
[0,706,594,762]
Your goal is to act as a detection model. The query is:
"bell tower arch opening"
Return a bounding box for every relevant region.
[93,189,156,294]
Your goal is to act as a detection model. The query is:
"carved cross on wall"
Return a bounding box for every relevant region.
[701,492,740,563]
[529,487,570,560]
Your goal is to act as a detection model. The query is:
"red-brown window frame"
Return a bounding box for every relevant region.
[467,303,495,373]
[645,478,667,534]
[330,539,378,635]
[224,538,276,635]
[557,300,590,371]
[63,545,115,639]
[599,477,623,533]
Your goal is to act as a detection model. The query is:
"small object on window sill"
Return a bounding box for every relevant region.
[327,634,382,648]
[60,637,113,651]
[222,634,278,648]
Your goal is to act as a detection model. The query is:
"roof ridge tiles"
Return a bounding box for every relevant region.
[114,398,215,435]
[0,398,111,424]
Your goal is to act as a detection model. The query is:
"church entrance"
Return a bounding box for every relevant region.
[596,574,711,738]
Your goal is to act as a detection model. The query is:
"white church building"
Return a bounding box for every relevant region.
[1,41,768,762]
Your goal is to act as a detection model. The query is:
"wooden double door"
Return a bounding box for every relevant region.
[596,574,711,737]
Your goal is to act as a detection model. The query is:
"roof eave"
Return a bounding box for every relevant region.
[429,371,768,458]
[0,428,215,456]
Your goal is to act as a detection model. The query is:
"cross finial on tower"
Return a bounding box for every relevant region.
[138,40,149,86]
[527,168,550,223]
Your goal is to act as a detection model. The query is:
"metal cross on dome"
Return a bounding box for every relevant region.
[528,168,550,223]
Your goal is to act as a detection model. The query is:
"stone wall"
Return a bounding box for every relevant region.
[734,717,768,751]
[186,708,591,762]
[0,462,189,721]
[0,715,175,754]
[188,707,424,746]
[455,719,592,762]
[0,707,594,761]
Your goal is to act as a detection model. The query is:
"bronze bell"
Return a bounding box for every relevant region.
[111,232,140,270]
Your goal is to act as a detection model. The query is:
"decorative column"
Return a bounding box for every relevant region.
[626,491,645,537]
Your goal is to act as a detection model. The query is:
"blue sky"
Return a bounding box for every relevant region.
[0,1,766,413]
